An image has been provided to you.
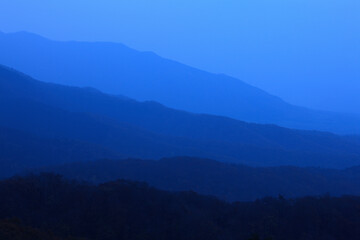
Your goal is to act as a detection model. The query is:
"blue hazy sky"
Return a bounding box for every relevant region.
[0,0,359,113]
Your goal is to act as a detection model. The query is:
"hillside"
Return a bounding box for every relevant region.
[0,219,76,240]
[1,174,360,240]
[0,127,119,178]
[39,157,360,202]
[0,31,359,134]
[1,65,360,168]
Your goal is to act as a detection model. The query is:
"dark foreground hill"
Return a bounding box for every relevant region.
[0,31,359,134]
[39,157,360,201]
[0,219,77,240]
[1,174,360,240]
[1,65,360,168]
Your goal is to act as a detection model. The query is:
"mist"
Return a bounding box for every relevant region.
[1,0,359,113]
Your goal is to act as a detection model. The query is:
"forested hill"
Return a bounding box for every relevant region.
[0,174,360,240]
[39,157,360,201]
[0,219,77,240]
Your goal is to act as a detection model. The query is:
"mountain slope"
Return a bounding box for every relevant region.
[39,157,360,202]
[1,64,359,154]
[1,174,360,240]
[0,31,359,134]
[5,96,360,168]
[0,219,75,240]
[1,65,360,168]
[0,127,119,178]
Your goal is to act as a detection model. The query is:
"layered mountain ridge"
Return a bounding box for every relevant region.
[0,31,359,134]
[1,65,360,169]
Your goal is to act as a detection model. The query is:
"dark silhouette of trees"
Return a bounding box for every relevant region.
[40,157,360,201]
[0,174,360,240]
[0,218,80,240]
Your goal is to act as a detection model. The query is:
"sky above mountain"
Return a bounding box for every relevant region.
[0,0,359,114]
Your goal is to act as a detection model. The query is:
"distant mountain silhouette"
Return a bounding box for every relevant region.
[0,31,359,134]
[1,65,360,168]
[39,157,360,202]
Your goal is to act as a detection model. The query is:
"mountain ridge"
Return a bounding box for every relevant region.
[0,31,359,134]
[36,157,360,202]
[1,65,360,168]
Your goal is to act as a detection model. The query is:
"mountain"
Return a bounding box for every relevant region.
[0,127,119,179]
[1,65,360,168]
[1,174,360,240]
[0,31,359,134]
[38,157,360,202]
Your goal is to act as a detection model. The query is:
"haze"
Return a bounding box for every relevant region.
[1,0,359,114]
[2,2,360,239]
